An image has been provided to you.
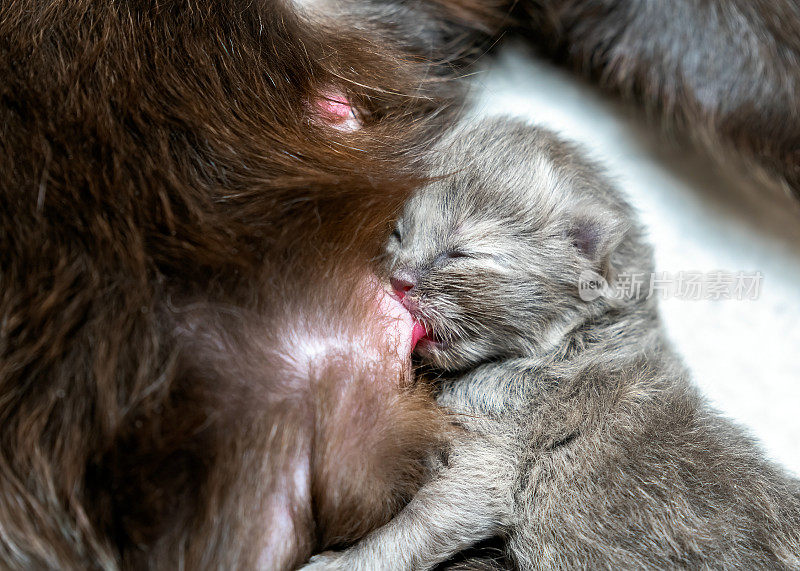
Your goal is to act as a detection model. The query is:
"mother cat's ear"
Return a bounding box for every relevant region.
[566,203,630,280]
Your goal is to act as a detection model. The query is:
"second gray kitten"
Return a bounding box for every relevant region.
[305,118,800,570]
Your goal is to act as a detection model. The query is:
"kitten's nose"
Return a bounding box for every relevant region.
[390,273,416,300]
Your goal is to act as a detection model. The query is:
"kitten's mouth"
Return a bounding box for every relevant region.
[390,290,445,352]
[410,317,445,351]
[411,320,428,348]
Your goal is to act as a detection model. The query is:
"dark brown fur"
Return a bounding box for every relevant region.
[0,0,503,568]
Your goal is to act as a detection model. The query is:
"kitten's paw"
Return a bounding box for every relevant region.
[300,551,350,570]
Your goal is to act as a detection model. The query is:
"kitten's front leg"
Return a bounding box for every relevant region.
[301,435,515,571]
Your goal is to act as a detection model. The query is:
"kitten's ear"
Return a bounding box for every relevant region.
[567,205,628,278]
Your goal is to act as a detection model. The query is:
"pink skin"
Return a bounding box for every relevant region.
[360,273,431,370]
[317,95,351,121]
[281,276,419,387]
[375,284,428,361]
[370,278,423,362]
[313,89,359,131]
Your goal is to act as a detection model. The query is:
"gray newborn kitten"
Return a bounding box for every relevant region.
[305,118,800,569]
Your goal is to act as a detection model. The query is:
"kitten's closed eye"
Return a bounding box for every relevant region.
[434,250,473,265]
[391,228,402,243]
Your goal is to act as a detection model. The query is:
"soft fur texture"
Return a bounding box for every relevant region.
[518,0,800,200]
[0,0,501,568]
[304,118,800,569]
[2,0,800,569]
